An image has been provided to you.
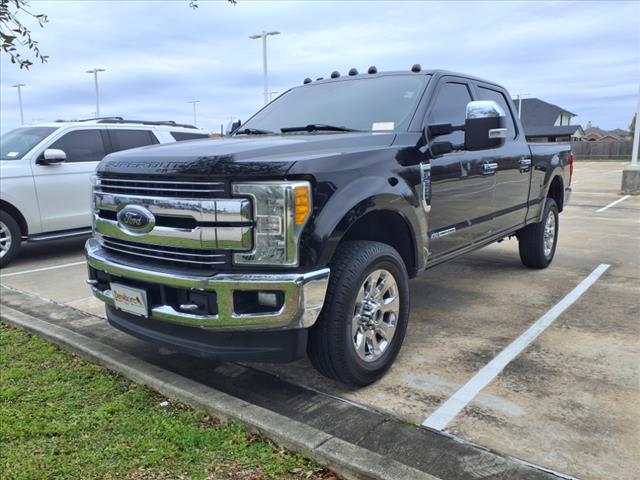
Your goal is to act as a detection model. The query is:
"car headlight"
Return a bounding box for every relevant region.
[232,181,311,266]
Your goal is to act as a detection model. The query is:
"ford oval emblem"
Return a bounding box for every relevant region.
[117,205,155,234]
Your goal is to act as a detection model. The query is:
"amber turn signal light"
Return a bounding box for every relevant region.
[294,185,310,224]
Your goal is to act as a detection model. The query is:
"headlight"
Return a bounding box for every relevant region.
[232,181,311,266]
[90,175,98,231]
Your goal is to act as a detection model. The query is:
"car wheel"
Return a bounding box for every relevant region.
[517,198,559,269]
[0,212,21,268]
[307,240,410,387]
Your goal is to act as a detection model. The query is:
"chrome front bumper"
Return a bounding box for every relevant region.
[85,239,330,331]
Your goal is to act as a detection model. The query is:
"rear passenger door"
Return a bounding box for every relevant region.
[426,78,495,257]
[473,84,531,234]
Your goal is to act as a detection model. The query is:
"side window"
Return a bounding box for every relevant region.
[170,131,210,141]
[428,82,473,144]
[109,129,159,152]
[477,87,517,140]
[48,129,107,163]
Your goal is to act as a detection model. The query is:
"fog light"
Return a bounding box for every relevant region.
[258,291,279,308]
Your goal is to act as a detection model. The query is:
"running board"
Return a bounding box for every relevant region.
[28,228,92,242]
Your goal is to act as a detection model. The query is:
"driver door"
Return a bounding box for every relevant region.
[31,128,108,232]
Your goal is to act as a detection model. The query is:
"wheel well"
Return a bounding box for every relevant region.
[339,210,416,277]
[0,200,28,237]
[547,176,564,212]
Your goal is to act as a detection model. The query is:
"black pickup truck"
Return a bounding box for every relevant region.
[86,67,572,386]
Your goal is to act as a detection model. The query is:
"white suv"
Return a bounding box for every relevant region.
[0,118,210,267]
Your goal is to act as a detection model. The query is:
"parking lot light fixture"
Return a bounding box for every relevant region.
[86,68,106,117]
[187,100,200,126]
[249,30,281,105]
[11,83,26,125]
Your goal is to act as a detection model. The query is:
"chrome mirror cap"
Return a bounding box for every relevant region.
[466,100,505,120]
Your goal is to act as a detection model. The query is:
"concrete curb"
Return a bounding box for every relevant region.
[1,304,440,480]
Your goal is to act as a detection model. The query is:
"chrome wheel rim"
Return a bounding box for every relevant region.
[543,210,556,257]
[0,220,11,259]
[352,269,400,363]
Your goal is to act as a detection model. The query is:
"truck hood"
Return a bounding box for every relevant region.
[98,132,397,178]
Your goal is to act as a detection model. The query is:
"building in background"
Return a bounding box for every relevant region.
[514,98,584,142]
[583,122,633,141]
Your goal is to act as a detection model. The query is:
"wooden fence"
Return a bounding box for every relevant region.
[570,140,633,159]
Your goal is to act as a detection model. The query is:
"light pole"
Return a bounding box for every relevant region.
[249,30,280,105]
[187,100,200,126]
[515,93,530,119]
[12,84,26,125]
[86,68,106,117]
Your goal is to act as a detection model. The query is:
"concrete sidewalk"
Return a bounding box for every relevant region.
[1,285,566,480]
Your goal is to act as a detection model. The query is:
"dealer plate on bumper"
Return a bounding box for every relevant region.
[111,283,149,317]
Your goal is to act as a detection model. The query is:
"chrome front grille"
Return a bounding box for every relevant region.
[99,236,229,266]
[93,175,253,269]
[95,177,226,199]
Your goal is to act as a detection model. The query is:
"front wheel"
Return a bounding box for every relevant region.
[0,212,21,268]
[307,241,410,386]
[517,198,559,269]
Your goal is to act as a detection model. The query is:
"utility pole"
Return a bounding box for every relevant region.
[187,100,200,126]
[11,83,26,125]
[86,68,106,117]
[249,30,280,105]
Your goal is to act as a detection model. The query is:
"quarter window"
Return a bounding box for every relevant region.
[477,87,517,140]
[109,129,158,152]
[428,82,473,143]
[48,129,107,163]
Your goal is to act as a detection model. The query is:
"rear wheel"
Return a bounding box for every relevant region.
[307,240,410,386]
[0,212,21,268]
[517,198,558,269]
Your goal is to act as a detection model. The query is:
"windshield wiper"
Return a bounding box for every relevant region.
[280,124,362,133]
[234,128,275,135]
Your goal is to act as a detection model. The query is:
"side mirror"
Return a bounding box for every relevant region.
[225,119,241,136]
[464,101,507,151]
[38,148,67,165]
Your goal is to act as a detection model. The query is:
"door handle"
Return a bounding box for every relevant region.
[519,157,532,172]
[482,162,498,175]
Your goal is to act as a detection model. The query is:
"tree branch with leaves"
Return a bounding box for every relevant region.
[1,0,49,69]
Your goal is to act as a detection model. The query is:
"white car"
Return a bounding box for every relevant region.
[0,118,210,267]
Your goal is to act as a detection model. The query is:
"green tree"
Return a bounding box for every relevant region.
[0,0,48,69]
[630,113,636,135]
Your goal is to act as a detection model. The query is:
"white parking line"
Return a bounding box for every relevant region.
[596,195,630,213]
[422,263,610,431]
[0,260,86,279]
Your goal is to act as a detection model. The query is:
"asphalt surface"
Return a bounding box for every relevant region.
[1,161,638,479]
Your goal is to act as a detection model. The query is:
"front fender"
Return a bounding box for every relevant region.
[301,174,428,272]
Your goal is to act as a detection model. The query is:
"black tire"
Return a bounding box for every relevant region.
[307,240,410,387]
[0,211,21,268]
[517,198,559,269]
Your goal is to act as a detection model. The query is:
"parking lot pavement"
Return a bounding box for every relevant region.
[1,162,638,479]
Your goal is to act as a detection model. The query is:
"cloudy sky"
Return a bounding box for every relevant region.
[1,0,638,134]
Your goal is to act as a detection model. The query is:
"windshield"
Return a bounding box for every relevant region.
[0,127,59,160]
[240,75,429,134]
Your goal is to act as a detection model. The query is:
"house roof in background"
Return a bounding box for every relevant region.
[514,98,577,127]
[525,125,584,138]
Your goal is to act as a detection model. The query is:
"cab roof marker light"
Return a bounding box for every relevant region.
[330,71,340,79]
[368,66,377,74]
[348,68,358,76]
[316,77,324,81]
[303,78,312,84]
[411,64,422,72]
